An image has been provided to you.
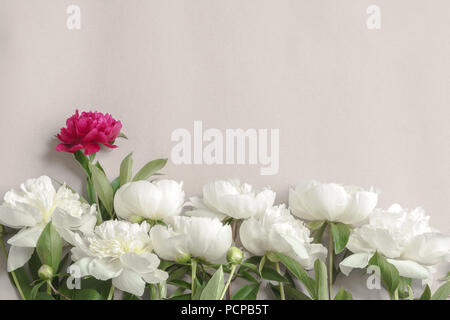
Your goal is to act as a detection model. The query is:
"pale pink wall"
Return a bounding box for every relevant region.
[0,0,449,299]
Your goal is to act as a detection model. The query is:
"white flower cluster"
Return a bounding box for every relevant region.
[0,176,449,298]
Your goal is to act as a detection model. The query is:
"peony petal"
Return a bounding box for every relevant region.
[120,252,160,274]
[386,259,431,280]
[150,225,188,261]
[112,269,146,296]
[88,258,123,280]
[339,252,371,276]
[0,205,38,228]
[7,246,34,272]
[7,226,44,247]
[142,269,169,284]
[82,142,101,155]
[340,190,378,225]
[402,232,450,266]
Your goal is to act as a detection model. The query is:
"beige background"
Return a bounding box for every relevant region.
[0,0,449,299]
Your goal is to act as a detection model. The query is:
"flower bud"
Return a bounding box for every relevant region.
[38,265,54,280]
[227,247,243,265]
[175,253,191,264]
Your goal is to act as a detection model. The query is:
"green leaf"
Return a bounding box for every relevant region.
[308,220,325,230]
[312,223,327,243]
[132,159,167,181]
[89,162,114,216]
[258,255,266,276]
[334,287,353,300]
[168,280,191,290]
[314,259,328,300]
[30,282,45,300]
[119,152,133,186]
[238,271,259,284]
[118,132,128,139]
[35,292,55,300]
[168,293,191,300]
[261,266,288,283]
[231,284,259,300]
[431,281,450,300]
[199,266,224,300]
[284,285,311,300]
[274,252,316,299]
[419,285,431,300]
[36,222,63,271]
[73,151,91,177]
[111,177,121,194]
[8,266,32,299]
[330,222,350,254]
[59,288,102,300]
[86,178,95,205]
[368,252,400,295]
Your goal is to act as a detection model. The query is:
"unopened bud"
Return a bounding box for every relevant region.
[227,247,243,265]
[38,265,54,280]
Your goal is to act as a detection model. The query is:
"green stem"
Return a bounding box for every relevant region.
[0,237,26,300]
[158,282,167,300]
[393,288,399,300]
[46,281,51,295]
[107,284,115,300]
[275,262,285,300]
[191,259,197,299]
[328,224,333,300]
[95,193,103,225]
[220,264,237,300]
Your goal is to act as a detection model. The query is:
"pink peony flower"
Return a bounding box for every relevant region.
[56,110,122,155]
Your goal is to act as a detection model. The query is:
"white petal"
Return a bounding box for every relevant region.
[339,252,371,276]
[402,233,450,265]
[69,257,93,277]
[0,205,38,228]
[150,225,188,261]
[120,252,160,274]
[7,226,44,247]
[112,269,146,296]
[7,246,34,271]
[386,259,431,280]
[153,180,184,219]
[186,197,227,220]
[340,190,378,225]
[88,258,123,280]
[142,269,169,284]
[114,181,162,220]
[240,217,272,255]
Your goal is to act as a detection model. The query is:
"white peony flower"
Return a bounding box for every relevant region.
[0,176,97,271]
[240,205,327,270]
[150,216,232,264]
[339,204,450,281]
[289,180,378,225]
[69,220,168,296]
[114,180,184,223]
[186,179,276,220]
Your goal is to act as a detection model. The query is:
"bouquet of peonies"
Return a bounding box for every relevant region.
[0,110,449,300]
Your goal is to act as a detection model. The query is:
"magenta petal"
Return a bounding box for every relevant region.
[67,144,84,153]
[82,128,99,143]
[103,143,118,149]
[83,142,101,155]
